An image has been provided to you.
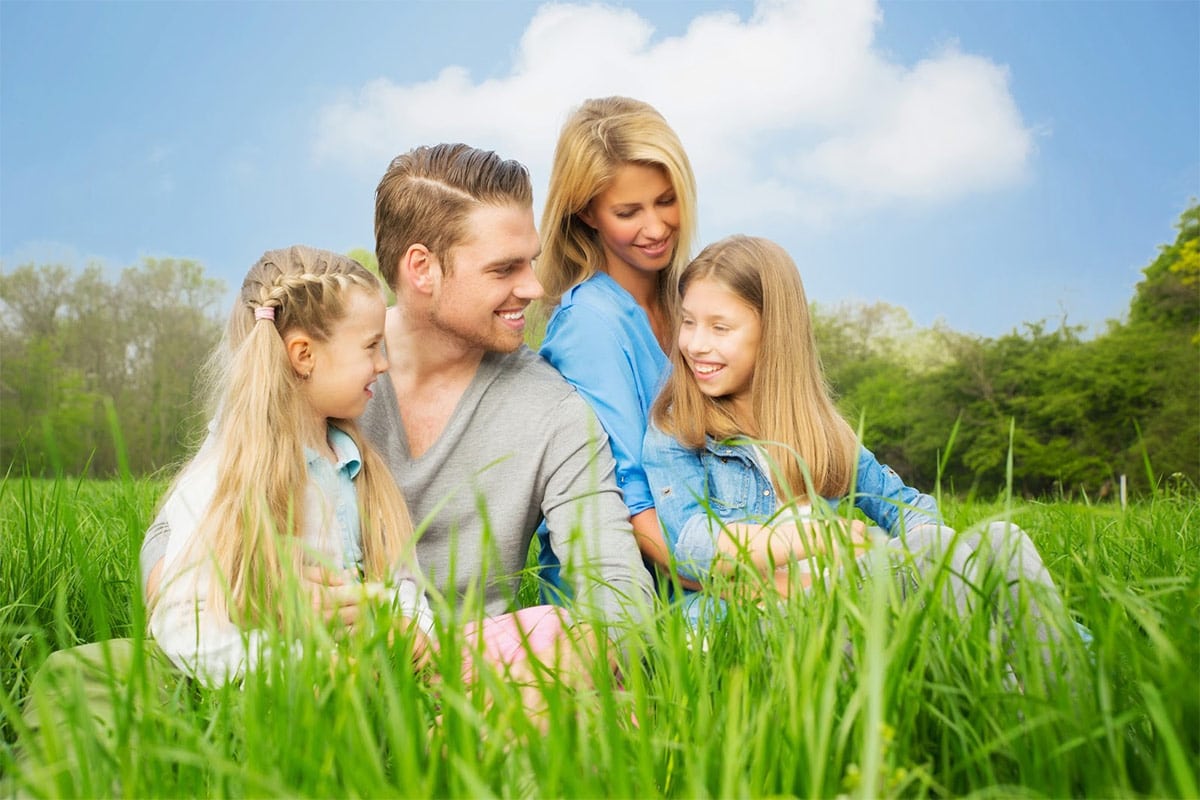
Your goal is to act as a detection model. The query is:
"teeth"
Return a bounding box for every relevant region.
[695,364,721,374]
[498,310,524,320]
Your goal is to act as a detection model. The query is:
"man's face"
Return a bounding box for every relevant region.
[427,203,543,354]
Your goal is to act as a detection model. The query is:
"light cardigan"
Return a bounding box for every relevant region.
[148,426,433,686]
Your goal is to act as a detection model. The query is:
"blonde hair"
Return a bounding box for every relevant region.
[375,143,533,288]
[651,235,858,500]
[164,245,414,627]
[537,96,697,310]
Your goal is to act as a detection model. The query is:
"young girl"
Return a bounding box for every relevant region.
[536,96,699,583]
[148,245,435,684]
[643,235,1075,658]
[148,246,568,686]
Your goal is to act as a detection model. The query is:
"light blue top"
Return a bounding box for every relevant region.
[642,422,942,583]
[304,425,364,574]
[539,271,670,515]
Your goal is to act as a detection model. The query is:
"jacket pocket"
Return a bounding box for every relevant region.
[703,453,750,515]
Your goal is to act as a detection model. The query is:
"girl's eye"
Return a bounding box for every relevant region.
[680,318,695,328]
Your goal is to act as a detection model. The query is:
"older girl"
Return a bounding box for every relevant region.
[644,235,1076,660]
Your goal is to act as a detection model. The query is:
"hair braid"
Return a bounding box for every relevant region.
[158,246,411,628]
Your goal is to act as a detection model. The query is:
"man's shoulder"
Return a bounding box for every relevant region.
[488,346,574,395]
[482,347,601,427]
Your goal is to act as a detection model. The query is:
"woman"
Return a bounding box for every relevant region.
[536,96,699,587]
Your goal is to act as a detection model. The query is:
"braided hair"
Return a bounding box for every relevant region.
[162,246,414,627]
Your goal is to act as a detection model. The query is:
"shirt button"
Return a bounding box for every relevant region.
[763,490,770,496]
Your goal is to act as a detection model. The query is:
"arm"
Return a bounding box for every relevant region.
[643,424,862,582]
[850,446,942,535]
[539,393,655,638]
[541,305,676,572]
[147,458,274,685]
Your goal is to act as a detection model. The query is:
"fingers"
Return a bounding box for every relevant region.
[306,577,366,627]
[301,564,347,587]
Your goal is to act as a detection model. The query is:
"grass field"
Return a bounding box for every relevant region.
[1,473,1197,798]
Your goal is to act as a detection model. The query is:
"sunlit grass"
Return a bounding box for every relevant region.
[1,473,1197,797]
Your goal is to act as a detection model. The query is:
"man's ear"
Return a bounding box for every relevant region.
[401,244,439,294]
[284,332,315,379]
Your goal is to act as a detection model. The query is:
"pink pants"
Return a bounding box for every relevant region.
[457,605,571,681]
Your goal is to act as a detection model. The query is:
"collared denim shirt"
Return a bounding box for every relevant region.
[642,423,942,583]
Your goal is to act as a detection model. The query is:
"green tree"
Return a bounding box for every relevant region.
[1,259,224,476]
[1130,202,1200,338]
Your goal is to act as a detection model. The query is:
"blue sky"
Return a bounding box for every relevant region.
[2,0,1197,338]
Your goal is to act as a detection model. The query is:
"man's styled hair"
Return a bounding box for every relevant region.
[375,143,533,289]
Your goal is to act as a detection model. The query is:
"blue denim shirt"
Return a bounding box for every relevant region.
[642,422,941,582]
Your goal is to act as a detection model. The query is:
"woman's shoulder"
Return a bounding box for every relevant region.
[556,273,638,318]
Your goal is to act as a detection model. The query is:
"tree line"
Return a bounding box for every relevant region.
[2,206,1196,496]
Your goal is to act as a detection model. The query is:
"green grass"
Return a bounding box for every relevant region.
[1,473,1198,798]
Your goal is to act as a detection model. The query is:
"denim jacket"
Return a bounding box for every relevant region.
[643,422,941,582]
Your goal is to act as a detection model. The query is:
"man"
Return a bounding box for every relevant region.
[142,143,653,660]
[361,142,653,643]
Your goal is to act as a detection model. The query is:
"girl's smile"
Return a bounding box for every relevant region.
[679,277,762,413]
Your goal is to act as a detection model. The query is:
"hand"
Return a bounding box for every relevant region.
[829,519,871,561]
[388,616,433,672]
[302,565,371,628]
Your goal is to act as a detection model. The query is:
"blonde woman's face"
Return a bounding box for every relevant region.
[307,287,388,421]
[678,277,761,413]
[579,163,679,287]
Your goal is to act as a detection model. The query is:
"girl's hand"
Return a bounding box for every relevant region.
[832,519,871,560]
[302,565,369,628]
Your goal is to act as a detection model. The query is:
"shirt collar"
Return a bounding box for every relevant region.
[304,424,363,478]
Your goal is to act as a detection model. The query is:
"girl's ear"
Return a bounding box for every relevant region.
[401,244,438,294]
[284,332,315,379]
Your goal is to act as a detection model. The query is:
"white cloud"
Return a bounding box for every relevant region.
[312,0,1032,226]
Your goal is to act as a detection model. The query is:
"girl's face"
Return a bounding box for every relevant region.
[678,277,762,413]
[306,287,389,421]
[579,163,680,283]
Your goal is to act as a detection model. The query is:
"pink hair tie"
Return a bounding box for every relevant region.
[254,306,276,321]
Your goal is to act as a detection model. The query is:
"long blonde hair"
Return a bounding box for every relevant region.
[164,245,413,626]
[537,96,697,311]
[651,236,857,500]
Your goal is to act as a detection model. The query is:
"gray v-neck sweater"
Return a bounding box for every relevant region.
[360,346,653,628]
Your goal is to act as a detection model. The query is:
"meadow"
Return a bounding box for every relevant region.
[1,473,1197,798]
